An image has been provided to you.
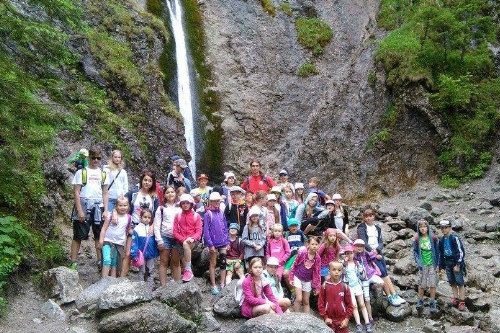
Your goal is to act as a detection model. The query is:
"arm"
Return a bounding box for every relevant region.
[98,218,110,248]
[172,213,183,243]
[413,238,421,269]
[356,224,371,251]
[312,254,322,292]
[317,283,328,319]
[241,225,253,246]
[453,235,465,265]
[281,239,291,265]
[153,207,163,246]
[130,230,139,260]
[74,184,85,222]
[242,277,267,307]
[101,184,109,221]
[263,284,283,314]
[344,285,354,318]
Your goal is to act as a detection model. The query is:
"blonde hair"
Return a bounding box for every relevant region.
[270,223,284,239]
[107,150,125,170]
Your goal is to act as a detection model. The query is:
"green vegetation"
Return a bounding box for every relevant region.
[376,0,500,185]
[297,62,319,77]
[279,2,293,16]
[367,70,377,89]
[367,104,397,149]
[295,18,333,55]
[260,0,277,17]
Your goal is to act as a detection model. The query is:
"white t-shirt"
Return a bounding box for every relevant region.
[366,224,379,250]
[72,167,110,200]
[104,166,129,200]
[104,214,129,246]
[132,192,153,224]
[334,209,344,230]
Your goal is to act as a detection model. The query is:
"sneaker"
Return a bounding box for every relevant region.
[429,300,438,314]
[458,301,467,312]
[69,262,78,271]
[394,293,406,304]
[356,324,364,333]
[182,269,193,282]
[447,297,459,308]
[388,294,401,306]
[416,298,424,312]
[366,322,374,333]
[211,286,220,295]
[290,292,296,305]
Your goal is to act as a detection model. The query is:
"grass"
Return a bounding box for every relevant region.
[295,17,333,55]
[297,62,319,77]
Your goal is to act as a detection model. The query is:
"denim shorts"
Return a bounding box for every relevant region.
[161,235,181,250]
[445,260,465,286]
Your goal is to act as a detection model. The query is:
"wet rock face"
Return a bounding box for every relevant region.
[200,0,440,199]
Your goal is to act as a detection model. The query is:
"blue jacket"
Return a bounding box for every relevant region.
[413,221,439,269]
[131,223,159,260]
[357,222,384,254]
[438,232,465,270]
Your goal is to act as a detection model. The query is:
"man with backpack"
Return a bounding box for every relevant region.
[70,145,110,271]
[241,159,277,194]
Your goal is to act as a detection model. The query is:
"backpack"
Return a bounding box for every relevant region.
[245,174,271,190]
[81,168,107,187]
[234,276,246,306]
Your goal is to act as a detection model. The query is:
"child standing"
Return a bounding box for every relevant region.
[294,182,305,204]
[240,257,283,318]
[318,261,354,333]
[98,196,131,278]
[357,208,406,306]
[225,223,245,285]
[265,193,280,236]
[265,223,291,279]
[413,219,440,314]
[318,228,344,279]
[203,191,230,295]
[282,184,299,218]
[283,217,307,290]
[131,208,159,290]
[343,245,372,333]
[173,193,202,282]
[289,236,321,313]
[224,186,248,236]
[242,206,266,268]
[437,219,467,311]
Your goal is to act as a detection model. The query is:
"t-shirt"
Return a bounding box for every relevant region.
[286,231,305,251]
[294,255,316,282]
[72,167,110,200]
[104,214,129,246]
[419,236,433,266]
[444,237,452,258]
[132,192,153,224]
[345,261,361,287]
[366,224,379,250]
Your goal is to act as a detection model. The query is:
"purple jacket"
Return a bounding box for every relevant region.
[354,251,379,279]
[240,274,282,318]
[203,208,229,248]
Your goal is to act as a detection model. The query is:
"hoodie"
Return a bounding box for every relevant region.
[318,277,354,326]
[413,220,439,269]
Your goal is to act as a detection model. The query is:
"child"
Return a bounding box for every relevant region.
[203,191,230,295]
[173,193,202,282]
[265,193,280,236]
[353,238,386,325]
[225,223,244,285]
[283,217,307,290]
[240,257,283,318]
[104,149,129,212]
[282,184,299,218]
[224,186,248,236]
[343,245,372,333]
[294,182,305,204]
[307,176,330,206]
[263,257,291,312]
[193,173,212,206]
[131,208,159,290]
[289,236,321,313]
[357,208,406,306]
[413,219,440,314]
[98,196,131,278]
[318,228,349,279]
[265,223,291,279]
[318,261,354,333]
[437,219,467,311]
[242,206,266,268]
[154,185,182,285]
[69,148,89,171]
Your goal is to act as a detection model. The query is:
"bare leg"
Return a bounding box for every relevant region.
[71,239,81,262]
[159,249,170,286]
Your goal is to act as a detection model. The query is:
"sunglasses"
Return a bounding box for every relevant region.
[90,156,102,160]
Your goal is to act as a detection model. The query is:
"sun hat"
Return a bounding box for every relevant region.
[294,182,305,190]
[198,173,209,180]
[229,223,240,231]
[279,169,288,176]
[174,159,188,169]
[288,218,299,226]
[353,239,365,246]
[343,244,354,253]
[267,257,279,266]
[270,186,282,194]
[331,193,342,200]
[439,220,452,228]
[267,193,277,201]
[79,148,89,157]
[248,206,261,217]
[325,200,335,205]
[224,171,236,182]
[209,191,222,201]
[179,193,194,204]
[190,188,201,197]
[229,186,245,194]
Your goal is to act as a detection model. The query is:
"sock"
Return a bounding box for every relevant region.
[185,261,192,271]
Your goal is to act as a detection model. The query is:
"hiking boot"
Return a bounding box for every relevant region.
[356,324,363,333]
[447,297,459,308]
[182,269,193,282]
[429,300,438,314]
[388,294,401,306]
[458,301,467,312]
[416,298,424,312]
[366,322,374,333]
[69,262,78,271]
[394,293,406,304]
[211,286,220,295]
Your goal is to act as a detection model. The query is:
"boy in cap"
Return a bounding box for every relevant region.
[437,219,467,311]
[224,186,248,236]
[283,217,307,292]
[225,223,245,285]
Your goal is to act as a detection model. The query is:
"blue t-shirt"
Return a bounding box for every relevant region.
[443,237,453,258]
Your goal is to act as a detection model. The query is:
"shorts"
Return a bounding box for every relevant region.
[418,265,439,288]
[445,260,465,286]
[102,243,125,269]
[285,254,296,270]
[293,276,312,293]
[373,256,388,277]
[161,235,181,250]
[226,259,243,272]
[362,275,384,301]
[73,219,101,241]
[350,284,363,304]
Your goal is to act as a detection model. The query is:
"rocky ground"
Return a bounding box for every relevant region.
[1,161,499,333]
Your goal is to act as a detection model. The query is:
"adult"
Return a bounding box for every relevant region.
[296,193,326,236]
[241,160,277,194]
[169,154,195,185]
[222,171,236,203]
[70,145,110,271]
[316,194,350,236]
[103,149,129,212]
[122,169,160,276]
[166,158,192,192]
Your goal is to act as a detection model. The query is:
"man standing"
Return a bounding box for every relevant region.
[241,160,277,194]
[70,145,110,271]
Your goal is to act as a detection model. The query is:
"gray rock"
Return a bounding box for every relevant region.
[75,277,127,311]
[393,252,418,275]
[236,313,331,333]
[42,266,83,304]
[213,279,242,318]
[446,326,482,333]
[385,302,412,322]
[198,312,221,332]
[400,207,433,227]
[98,280,152,312]
[98,301,196,333]
[40,299,65,320]
[154,280,202,320]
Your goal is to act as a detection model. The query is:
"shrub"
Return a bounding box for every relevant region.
[295,18,333,55]
[260,0,276,17]
[297,62,319,77]
[279,2,293,16]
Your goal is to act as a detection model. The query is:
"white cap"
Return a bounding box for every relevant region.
[248,206,261,217]
[332,193,342,200]
[224,171,236,182]
[209,192,222,201]
[353,239,365,246]
[179,194,194,204]
[267,257,279,266]
[294,182,304,190]
[267,194,277,201]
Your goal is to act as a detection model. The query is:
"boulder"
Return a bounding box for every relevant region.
[40,299,65,320]
[393,252,418,275]
[42,266,82,304]
[98,300,196,333]
[236,313,332,333]
[75,277,127,311]
[97,280,152,312]
[213,279,243,318]
[154,280,202,320]
[385,302,412,322]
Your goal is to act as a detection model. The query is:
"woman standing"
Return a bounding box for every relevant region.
[104,150,129,212]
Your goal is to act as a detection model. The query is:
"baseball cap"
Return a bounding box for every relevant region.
[79,148,89,157]
[267,194,277,201]
[267,257,279,266]
[343,245,354,253]
[438,220,452,228]
[279,169,288,176]
[288,218,299,226]
[270,186,282,194]
[331,193,342,200]
[353,239,365,246]
[209,191,222,201]
[229,186,245,194]
[294,182,304,190]
[174,159,188,169]
[229,223,239,231]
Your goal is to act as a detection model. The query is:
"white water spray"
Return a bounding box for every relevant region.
[166,0,196,176]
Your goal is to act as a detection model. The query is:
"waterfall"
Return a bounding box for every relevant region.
[166,0,196,176]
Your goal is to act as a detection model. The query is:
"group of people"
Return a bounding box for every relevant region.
[69,148,467,333]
